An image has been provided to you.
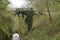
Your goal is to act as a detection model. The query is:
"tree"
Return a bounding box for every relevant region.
[46,0,52,22]
[0,0,9,14]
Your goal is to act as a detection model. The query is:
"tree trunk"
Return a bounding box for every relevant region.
[46,0,52,22]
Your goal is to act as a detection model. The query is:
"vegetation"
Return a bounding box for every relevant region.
[0,0,60,40]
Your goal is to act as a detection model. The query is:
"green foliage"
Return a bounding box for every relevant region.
[20,13,60,40]
[0,0,9,9]
[0,0,13,40]
[0,14,13,40]
[0,0,9,15]
[0,0,60,40]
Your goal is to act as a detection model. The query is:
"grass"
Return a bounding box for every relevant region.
[20,12,60,40]
[0,10,60,40]
[0,0,60,40]
[0,14,13,40]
